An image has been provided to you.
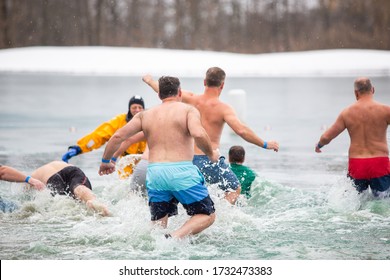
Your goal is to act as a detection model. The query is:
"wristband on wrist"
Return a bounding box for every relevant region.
[263,141,268,149]
[102,158,110,164]
[25,175,31,183]
[317,142,324,149]
[111,157,117,163]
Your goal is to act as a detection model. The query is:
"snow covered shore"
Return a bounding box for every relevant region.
[0,46,389,77]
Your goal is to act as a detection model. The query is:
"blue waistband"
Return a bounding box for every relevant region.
[148,161,193,168]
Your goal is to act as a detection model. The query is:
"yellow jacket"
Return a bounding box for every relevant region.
[77,113,146,176]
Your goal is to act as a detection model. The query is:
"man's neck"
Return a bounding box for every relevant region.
[204,87,221,97]
[162,96,178,103]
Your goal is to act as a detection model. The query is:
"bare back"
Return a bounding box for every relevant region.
[31,161,69,183]
[343,98,390,157]
[185,94,228,154]
[140,101,196,162]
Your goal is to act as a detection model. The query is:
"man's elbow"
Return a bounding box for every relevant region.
[234,128,247,138]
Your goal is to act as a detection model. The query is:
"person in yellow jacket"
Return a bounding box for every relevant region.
[62,95,147,177]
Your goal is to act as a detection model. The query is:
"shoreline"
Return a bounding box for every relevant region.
[0,47,389,78]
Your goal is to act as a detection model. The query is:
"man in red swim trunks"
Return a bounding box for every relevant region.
[315,77,390,197]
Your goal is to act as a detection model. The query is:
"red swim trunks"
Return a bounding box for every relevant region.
[348,157,390,196]
[348,157,390,179]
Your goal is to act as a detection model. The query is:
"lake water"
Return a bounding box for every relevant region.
[1,73,390,260]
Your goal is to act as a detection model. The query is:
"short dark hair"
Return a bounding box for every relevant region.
[354,77,372,94]
[158,76,181,99]
[205,67,225,87]
[229,145,245,163]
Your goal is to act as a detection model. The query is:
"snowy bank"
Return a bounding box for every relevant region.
[0,46,389,77]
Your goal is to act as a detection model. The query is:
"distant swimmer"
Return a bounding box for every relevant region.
[99,76,219,239]
[228,145,257,199]
[62,95,147,178]
[315,77,390,198]
[0,162,110,216]
[143,67,279,204]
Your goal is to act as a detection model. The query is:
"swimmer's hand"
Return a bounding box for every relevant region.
[28,177,46,191]
[142,74,153,84]
[86,199,111,217]
[265,140,279,152]
[315,142,323,153]
[98,162,116,176]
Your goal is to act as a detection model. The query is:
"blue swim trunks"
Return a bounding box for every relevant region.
[193,155,240,191]
[146,161,215,221]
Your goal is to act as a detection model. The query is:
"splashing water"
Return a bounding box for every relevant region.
[1,173,390,260]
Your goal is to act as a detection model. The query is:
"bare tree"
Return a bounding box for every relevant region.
[0,0,389,52]
[0,0,10,48]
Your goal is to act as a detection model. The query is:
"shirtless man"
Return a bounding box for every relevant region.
[1,162,110,216]
[99,76,219,239]
[143,67,279,204]
[315,77,390,197]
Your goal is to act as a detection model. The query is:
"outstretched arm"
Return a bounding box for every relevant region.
[73,185,110,216]
[112,131,146,159]
[99,114,143,175]
[224,105,279,152]
[0,165,45,190]
[315,113,346,153]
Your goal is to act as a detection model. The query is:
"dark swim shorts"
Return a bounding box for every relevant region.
[46,166,92,198]
[192,155,240,191]
[348,157,390,197]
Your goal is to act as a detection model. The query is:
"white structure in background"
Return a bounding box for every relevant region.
[228,89,247,134]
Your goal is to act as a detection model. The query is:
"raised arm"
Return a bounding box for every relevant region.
[224,105,279,152]
[142,74,159,93]
[315,112,346,153]
[0,165,45,190]
[142,74,196,104]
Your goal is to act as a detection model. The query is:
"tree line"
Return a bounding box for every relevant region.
[0,0,389,53]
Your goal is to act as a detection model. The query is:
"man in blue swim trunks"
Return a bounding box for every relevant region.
[143,68,279,204]
[99,76,219,239]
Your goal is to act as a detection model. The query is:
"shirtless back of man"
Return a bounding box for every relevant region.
[343,98,390,158]
[315,77,390,197]
[316,77,390,158]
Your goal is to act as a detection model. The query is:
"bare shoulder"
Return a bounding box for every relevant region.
[378,101,390,110]
[218,101,235,115]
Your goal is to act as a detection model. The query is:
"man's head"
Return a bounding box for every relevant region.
[205,67,226,88]
[229,145,245,164]
[354,77,374,97]
[158,76,181,100]
[127,95,145,121]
